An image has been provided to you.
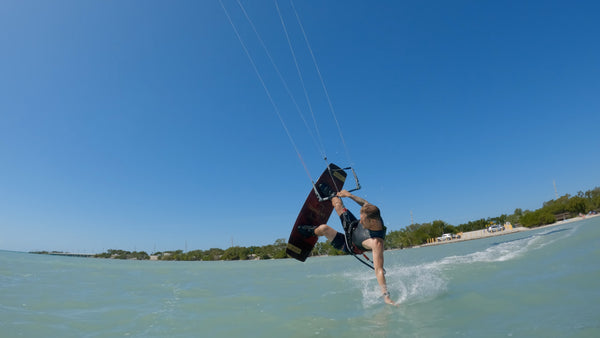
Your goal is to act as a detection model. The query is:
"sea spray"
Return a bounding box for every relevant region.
[348,220,580,308]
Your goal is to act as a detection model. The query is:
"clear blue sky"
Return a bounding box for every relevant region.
[1,0,599,253]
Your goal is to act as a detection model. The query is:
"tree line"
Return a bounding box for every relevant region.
[91,187,599,261]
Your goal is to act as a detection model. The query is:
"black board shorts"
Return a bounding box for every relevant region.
[330,210,359,254]
[331,209,386,254]
[331,232,352,254]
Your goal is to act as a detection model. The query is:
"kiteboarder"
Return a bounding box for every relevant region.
[299,188,397,306]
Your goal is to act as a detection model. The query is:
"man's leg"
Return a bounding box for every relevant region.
[314,224,337,240]
[315,224,349,253]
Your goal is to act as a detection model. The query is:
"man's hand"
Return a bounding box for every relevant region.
[336,190,352,198]
[337,190,368,206]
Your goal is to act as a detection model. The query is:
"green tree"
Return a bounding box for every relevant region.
[222,246,251,260]
[568,196,587,214]
[432,220,448,237]
[384,229,405,249]
[520,210,556,227]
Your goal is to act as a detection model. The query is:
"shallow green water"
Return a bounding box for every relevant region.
[2,217,599,337]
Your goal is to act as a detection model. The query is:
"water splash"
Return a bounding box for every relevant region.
[350,224,576,307]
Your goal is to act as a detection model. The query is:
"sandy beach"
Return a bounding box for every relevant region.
[419,213,600,247]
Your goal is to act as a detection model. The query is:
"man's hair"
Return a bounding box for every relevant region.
[361,204,382,222]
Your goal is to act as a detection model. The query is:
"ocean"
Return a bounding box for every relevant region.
[2,217,599,337]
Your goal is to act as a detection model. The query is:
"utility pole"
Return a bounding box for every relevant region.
[553,180,559,199]
[410,210,414,225]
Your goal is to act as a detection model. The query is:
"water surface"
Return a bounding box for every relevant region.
[2,217,599,337]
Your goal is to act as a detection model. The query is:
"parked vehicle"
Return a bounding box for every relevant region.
[437,233,453,241]
[487,224,505,233]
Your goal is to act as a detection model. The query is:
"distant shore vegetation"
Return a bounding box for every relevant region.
[33,187,600,261]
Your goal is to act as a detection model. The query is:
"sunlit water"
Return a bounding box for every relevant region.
[2,217,599,337]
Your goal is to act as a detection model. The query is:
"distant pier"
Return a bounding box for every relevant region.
[35,252,95,258]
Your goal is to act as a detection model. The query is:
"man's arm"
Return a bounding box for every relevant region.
[370,238,397,306]
[337,190,368,207]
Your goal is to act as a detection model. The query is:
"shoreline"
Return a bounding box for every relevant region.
[22,214,600,260]
[414,213,600,249]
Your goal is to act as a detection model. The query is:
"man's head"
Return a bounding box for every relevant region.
[360,203,383,229]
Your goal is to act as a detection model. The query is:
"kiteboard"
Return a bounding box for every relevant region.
[286,163,348,262]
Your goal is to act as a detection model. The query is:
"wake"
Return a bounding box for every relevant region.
[349,224,576,307]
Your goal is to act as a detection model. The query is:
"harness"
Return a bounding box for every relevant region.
[342,219,386,274]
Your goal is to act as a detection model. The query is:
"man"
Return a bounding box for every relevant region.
[299,187,397,306]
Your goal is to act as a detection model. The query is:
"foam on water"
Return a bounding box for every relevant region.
[349,222,579,308]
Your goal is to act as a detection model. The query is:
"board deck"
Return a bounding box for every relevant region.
[286,163,347,262]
